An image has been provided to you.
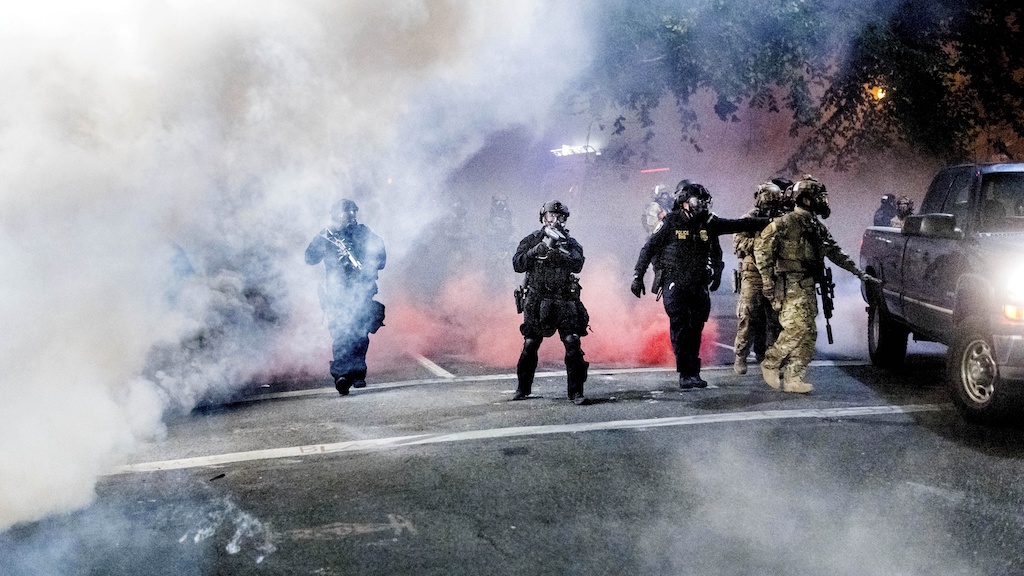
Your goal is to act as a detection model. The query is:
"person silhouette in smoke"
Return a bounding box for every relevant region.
[512,200,590,404]
[305,198,386,395]
[873,194,898,226]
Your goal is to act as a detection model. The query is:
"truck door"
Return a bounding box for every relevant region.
[902,167,973,339]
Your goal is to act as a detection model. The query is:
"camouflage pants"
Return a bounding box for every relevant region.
[762,274,818,381]
[734,270,780,361]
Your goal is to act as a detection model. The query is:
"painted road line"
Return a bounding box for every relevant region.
[239,361,869,403]
[107,403,946,475]
[413,354,456,378]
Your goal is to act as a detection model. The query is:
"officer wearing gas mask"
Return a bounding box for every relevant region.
[731,179,791,374]
[889,196,914,228]
[755,175,877,393]
[305,199,387,396]
[632,182,768,389]
[512,200,590,404]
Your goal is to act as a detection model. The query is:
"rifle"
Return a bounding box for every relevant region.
[320,229,362,270]
[817,266,836,344]
[542,226,572,256]
[803,220,835,344]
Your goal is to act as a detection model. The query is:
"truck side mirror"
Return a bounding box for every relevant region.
[902,214,963,239]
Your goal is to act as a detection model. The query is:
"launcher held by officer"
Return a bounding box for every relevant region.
[631,181,768,389]
[305,198,386,396]
[512,200,590,405]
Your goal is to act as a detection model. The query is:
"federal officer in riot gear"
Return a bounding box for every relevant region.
[873,194,897,226]
[513,200,590,404]
[756,176,877,393]
[632,182,767,389]
[890,195,914,228]
[305,199,387,395]
[731,180,789,374]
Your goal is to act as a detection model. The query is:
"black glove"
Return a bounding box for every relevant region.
[526,241,550,259]
[709,270,723,292]
[631,275,645,298]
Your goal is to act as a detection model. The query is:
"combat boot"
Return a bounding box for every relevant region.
[733,355,748,375]
[782,379,813,394]
[782,367,813,394]
[760,363,781,390]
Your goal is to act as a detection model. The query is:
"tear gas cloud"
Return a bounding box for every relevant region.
[0,0,941,534]
[635,437,976,576]
[0,0,597,530]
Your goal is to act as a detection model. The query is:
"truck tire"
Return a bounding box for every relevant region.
[947,317,1011,423]
[867,302,908,367]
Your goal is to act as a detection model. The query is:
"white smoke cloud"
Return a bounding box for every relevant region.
[0,0,595,531]
[0,0,946,534]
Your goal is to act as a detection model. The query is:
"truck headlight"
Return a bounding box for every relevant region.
[1006,267,1024,321]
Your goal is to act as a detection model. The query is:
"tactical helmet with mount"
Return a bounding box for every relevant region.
[755,181,783,208]
[676,182,713,216]
[793,175,830,218]
[673,181,712,210]
[539,200,570,223]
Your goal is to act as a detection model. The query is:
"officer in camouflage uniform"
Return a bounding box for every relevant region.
[889,195,914,228]
[731,180,788,374]
[632,183,767,389]
[513,200,590,404]
[755,176,876,393]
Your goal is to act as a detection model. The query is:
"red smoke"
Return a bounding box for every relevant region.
[367,255,722,370]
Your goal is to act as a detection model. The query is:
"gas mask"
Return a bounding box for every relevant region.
[684,195,711,219]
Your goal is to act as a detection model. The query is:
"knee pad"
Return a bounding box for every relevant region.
[561,333,582,353]
[522,337,542,353]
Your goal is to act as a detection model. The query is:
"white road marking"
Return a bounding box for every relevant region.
[108,403,946,475]
[412,354,455,378]
[240,361,867,403]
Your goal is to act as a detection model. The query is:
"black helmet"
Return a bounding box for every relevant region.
[793,175,830,218]
[331,198,358,213]
[880,194,896,205]
[771,177,794,193]
[676,182,713,217]
[539,200,570,222]
[673,181,708,209]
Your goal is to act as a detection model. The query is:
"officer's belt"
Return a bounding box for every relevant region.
[775,259,811,273]
[530,289,576,299]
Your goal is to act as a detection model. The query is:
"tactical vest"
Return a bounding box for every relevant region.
[773,211,821,273]
[660,216,713,286]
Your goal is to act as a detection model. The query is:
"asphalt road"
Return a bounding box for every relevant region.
[4,308,1024,576]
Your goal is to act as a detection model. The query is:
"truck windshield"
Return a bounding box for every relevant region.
[978,172,1024,232]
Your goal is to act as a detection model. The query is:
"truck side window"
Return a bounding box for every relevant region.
[920,171,955,214]
[941,169,974,229]
[978,172,1024,231]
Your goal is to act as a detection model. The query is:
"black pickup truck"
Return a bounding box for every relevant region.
[860,163,1024,421]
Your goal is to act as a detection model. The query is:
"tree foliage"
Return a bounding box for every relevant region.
[581,0,1024,170]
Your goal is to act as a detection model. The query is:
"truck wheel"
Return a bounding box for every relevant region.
[947,317,1010,423]
[867,303,907,367]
